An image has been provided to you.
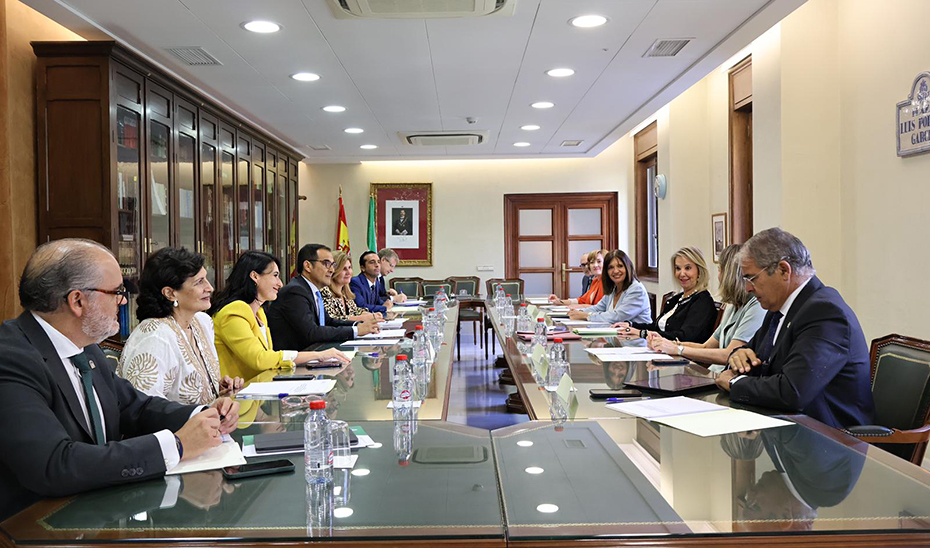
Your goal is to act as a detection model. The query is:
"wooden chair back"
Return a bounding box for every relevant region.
[485,278,524,301]
[390,277,423,299]
[447,276,480,297]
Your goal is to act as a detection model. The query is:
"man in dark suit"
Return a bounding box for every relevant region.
[267,244,379,349]
[717,228,874,429]
[378,248,407,303]
[350,250,394,314]
[0,239,239,521]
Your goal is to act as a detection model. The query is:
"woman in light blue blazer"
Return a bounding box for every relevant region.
[568,249,652,325]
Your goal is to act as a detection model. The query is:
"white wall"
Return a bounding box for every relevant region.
[299,134,633,284]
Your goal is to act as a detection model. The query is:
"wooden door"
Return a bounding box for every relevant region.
[504,192,618,298]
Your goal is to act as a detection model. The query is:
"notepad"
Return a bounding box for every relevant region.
[237,379,336,398]
[526,298,552,305]
[606,395,724,419]
[379,319,406,329]
[341,339,400,346]
[554,319,610,327]
[654,408,792,437]
[572,327,621,336]
[586,347,654,356]
[166,439,246,475]
[360,329,407,338]
[587,352,671,362]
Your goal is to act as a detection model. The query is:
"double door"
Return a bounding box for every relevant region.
[504,193,618,298]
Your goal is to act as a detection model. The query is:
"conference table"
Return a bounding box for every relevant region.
[4,301,930,546]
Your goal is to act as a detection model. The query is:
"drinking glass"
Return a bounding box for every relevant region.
[329,420,351,468]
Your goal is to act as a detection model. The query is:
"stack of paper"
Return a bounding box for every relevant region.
[607,396,792,437]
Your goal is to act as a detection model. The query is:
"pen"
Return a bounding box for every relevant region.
[605,397,651,403]
[361,352,380,357]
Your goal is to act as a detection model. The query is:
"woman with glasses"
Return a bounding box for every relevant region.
[322,251,382,322]
[119,247,243,405]
[646,244,765,365]
[210,251,348,382]
[548,248,608,308]
[613,246,718,343]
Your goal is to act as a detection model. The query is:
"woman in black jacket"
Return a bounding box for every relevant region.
[613,246,717,343]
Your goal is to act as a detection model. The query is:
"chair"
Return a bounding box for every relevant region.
[713,301,725,330]
[448,276,483,359]
[100,339,124,370]
[844,334,930,465]
[390,277,423,299]
[659,291,676,316]
[647,292,657,321]
[483,278,525,358]
[421,280,453,299]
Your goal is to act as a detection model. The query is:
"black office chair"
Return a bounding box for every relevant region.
[844,334,930,465]
[448,276,482,360]
[390,277,423,299]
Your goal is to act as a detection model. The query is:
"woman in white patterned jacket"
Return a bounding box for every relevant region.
[119,247,243,405]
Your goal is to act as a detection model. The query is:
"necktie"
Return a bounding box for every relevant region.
[315,290,325,326]
[71,352,105,445]
[755,311,783,364]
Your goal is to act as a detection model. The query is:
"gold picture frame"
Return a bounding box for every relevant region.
[370,182,433,266]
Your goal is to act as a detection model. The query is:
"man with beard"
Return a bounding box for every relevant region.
[0,239,240,521]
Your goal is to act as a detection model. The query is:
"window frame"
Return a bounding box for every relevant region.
[634,122,659,282]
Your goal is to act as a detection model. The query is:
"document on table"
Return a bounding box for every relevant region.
[586,347,654,356]
[589,352,672,362]
[607,396,724,419]
[300,350,357,365]
[167,438,245,475]
[238,379,336,398]
[391,307,419,315]
[526,298,552,305]
[360,328,407,338]
[396,299,427,306]
[554,319,610,327]
[573,327,621,336]
[655,408,792,437]
[341,339,400,346]
[380,319,406,329]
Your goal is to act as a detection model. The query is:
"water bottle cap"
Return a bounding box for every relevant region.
[520,303,527,307]
[429,308,435,311]
[415,325,424,330]
[398,459,410,466]
[554,338,563,343]
[537,318,545,322]
[396,354,408,361]
[309,400,326,410]
[506,294,511,297]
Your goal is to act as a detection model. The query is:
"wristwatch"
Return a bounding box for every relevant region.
[640,329,647,339]
[677,344,684,356]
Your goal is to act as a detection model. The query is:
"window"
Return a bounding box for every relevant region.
[729,55,753,244]
[634,122,659,281]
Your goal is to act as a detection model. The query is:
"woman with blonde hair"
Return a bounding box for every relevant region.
[613,246,717,343]
[322,251,382,322]
[647,244,765,364]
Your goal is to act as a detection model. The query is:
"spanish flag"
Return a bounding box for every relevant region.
[335,187,350,254]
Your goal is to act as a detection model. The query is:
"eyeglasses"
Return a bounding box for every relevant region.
[741,256,789,287]
[81,285,129,303]
[311,259,336,270]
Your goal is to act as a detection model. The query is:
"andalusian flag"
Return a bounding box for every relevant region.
[335,187,350,254]
[367,194,377,251]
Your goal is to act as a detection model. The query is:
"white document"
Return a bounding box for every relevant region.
[386,400,423,409]
[341,339,400,346]
[589,353,672,362]
[167,439,246,475]
[380,319,406,329]
[334,454,359,469]
[360,329,407,339]
[655,408,792,437]
[394,300,426,307]
[237,379,336,398]
[301,350,357,365]
[391,307,419,315]
[554,319,609,326]
[607,396,725,419]
[526,298,552,305]
[586,347,654,356]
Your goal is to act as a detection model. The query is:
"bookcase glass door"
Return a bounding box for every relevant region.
[115,105,142,337]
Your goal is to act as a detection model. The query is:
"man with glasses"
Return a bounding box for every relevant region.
[350,250,395,314]
[0,239,239,521]
[378,248,407,303]
[716,228,873,429]
[267,244,379,349]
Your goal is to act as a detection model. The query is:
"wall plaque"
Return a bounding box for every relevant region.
[897,71,930,157]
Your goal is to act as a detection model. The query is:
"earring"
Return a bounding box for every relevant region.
[173,300,179,308]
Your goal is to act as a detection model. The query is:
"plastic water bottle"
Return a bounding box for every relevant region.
[393,354,415,407]
[548,337,566,364]
[548,392,567,430]
[517,303,532,332]
[547,353,567,390]
[393,405,416,466]
[411,326,430,399]
[504,294,513,314]
[304,400,332,484]
[532,318,548,348]
[434,289,447,315]
[494,284,505,309]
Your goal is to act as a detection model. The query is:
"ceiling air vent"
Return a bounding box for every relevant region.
[308,145,332,151]
[643,38,692,58]
[400,131,488,147]
[328,0,514,19]
[166,47,222,66]
[560,140,583,147]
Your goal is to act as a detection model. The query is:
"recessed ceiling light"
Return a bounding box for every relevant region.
[322,105,346,113]
[517,440,534,447]
[242,20,280,33]
[344,127,364,134]
[291,72,320,82]
[525,467,544,474]
[513,142,531,147]
[531,101,554,109]
[360,144,378,150]
[521,125,540,131]
[546,68,575,78]
[537,503,560,513]
[570,15,607,28]
[333,507,354,518]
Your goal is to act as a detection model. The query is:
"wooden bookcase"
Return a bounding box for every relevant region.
[33,40,301,339]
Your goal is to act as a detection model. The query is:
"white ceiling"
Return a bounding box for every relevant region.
[24,0,805,163]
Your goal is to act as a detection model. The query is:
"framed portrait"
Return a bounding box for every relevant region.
[711,212,728,263]
[370,182,432,266]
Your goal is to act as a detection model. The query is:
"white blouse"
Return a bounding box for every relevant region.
[118,312,222,405]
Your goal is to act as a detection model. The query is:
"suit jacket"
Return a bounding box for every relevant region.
[213,301,293,381]
[0,312,197,521]
[729,276,875,429]
[266,277,355,350]
[632,289,717,343]
[349,273,389,314]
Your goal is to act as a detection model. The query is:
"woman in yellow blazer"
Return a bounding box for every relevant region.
[210,251,349,382]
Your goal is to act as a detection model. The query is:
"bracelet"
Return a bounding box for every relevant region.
[640,329,647,339]
[174,434,183,460]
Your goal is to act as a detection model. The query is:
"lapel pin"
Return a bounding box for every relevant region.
[89,359,96,370]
